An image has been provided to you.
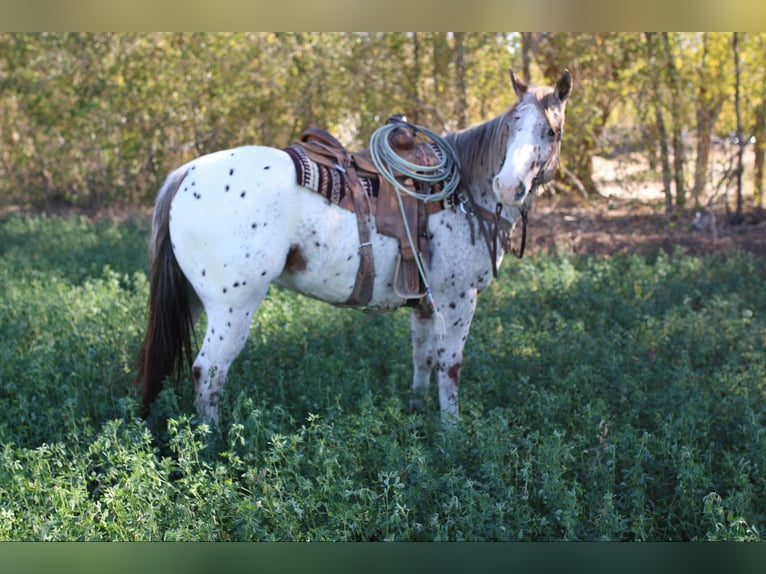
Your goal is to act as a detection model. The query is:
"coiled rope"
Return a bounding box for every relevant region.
[368,122,461,202]
[367,121,459,331]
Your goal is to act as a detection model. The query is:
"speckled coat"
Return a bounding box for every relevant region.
[137,69,572,425]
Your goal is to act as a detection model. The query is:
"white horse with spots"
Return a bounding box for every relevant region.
[137,69,572,425]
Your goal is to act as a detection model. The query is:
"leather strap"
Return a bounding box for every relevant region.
[342,156,376,306]
[296,133,376,306]
[460,195,521,278]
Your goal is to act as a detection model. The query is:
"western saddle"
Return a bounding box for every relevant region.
[287,115,447,307]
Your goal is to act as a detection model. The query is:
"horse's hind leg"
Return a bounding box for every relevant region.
[191,290,266,425]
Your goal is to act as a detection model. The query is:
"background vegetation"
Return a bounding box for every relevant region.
[0,215,764,541]
[1,32,765,212]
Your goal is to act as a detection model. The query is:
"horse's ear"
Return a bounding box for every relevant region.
[509,68,528,99]
[556,69,573,103]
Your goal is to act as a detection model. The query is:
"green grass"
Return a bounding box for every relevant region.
[1,213,764,541]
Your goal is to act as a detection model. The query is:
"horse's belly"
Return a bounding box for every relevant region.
[274,196,404,309]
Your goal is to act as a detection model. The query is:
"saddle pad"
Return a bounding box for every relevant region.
[284,143,379,206]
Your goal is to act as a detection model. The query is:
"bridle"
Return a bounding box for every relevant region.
[457,159,548,279]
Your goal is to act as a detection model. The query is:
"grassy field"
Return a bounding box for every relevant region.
[0,213,764,541]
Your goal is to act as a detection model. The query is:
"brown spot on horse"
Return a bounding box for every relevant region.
[285,244,308,272]
[447,363,462,387]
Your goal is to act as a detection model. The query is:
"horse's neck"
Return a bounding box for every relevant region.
[449,144,504,218]
[446,112,510,216]
[460,181,500,216]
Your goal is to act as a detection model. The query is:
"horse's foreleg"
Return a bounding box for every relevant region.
[410,307,436,410]
[435,356,462,421]
[432,291,477,422]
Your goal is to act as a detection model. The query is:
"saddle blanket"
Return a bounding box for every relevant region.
[283,143,379,206]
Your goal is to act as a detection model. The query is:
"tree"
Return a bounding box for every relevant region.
[745,33,766,211]
[2,32,765,214]
[755,92,766,211]
[662,33,688,210]
[732,32,745,222]
[531,33,646,198]
[691,33,729,207]
[453,32,468,129]
[645,32,674,212]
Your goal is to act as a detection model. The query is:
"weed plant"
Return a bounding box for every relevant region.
[1,214,764,540]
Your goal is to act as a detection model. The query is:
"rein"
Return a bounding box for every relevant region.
[502,201,529,261]
[459,193,529,279]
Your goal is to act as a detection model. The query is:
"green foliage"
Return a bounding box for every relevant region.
[0,32,766,210]
[3,32,765,209]
[0,32,513,209]
[1,215,765,541]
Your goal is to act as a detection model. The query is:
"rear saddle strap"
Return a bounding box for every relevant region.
[299,131,376,307]
[343,160,376,307]
[301,128,375,307]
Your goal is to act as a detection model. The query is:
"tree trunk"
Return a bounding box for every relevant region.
[645,33,674,213]
[431,33,447,103]
[693,101,722,205]
[656,107,674,212]
[692,33,723,207]
[693,108,717,205]
[453,32,468,129]
[754,100,765,210]
[407,32,422,125]
[755,34,766,212]
[662,33,686,209]
[733,32,745,223]
[521,33,535,80]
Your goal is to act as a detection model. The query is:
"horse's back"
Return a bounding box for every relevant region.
[167,145,296,227]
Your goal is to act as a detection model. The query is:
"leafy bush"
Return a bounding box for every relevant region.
[1,214,764,540]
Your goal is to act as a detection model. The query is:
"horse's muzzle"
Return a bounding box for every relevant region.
[493,175,529,207]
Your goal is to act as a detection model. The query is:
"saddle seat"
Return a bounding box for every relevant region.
[284,116,447,306]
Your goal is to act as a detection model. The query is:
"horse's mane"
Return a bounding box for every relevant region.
[444,103,516,189]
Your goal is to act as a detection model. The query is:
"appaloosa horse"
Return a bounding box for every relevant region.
[137,69,572,424]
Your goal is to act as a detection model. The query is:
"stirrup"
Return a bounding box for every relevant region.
[393,253,426,299]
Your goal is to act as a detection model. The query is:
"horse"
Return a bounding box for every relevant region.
[136,68,572,425]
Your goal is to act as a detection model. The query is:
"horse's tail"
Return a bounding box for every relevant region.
[136,168,195,415]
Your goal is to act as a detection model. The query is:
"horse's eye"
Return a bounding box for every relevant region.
[547,127,556,138]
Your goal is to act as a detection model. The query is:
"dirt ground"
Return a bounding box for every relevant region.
[527,196,766,259]
[4,195,764,262]
[526,150,766,260]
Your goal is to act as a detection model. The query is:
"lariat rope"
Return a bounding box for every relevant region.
[368,122,461,202]
[368,122,461,331]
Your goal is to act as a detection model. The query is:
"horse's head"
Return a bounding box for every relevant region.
[492,68,572,207]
